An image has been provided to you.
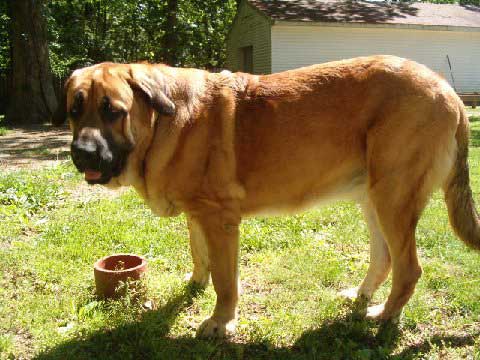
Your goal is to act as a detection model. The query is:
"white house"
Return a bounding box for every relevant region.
[226,0,480,93]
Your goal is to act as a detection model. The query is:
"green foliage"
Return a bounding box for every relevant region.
[3,0,480,79]
[0,334,14,358]
[0,1,9,74]
[0,115,7,136]
[0,163,75,216]
[177,0,237,68]
[46,0,237,77]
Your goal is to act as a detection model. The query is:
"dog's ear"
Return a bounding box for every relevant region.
[51,77,71,126]
[128,66,176,116]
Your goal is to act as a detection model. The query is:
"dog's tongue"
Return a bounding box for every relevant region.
[84,169,102,181]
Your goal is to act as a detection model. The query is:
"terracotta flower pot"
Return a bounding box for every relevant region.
[94,254,147,299]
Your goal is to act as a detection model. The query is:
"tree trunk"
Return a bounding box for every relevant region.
[6,0,57,125]
[163,0,178,66]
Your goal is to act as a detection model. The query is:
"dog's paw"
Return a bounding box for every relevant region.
[367,303,401,323]
[339,287,360,301]
[196,317,236,339]
[366,303,385,319]
[184,271,210,288]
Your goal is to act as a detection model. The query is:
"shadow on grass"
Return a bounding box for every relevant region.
[34,287,478,360]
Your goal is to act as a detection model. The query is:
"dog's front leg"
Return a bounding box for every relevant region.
[191,210,240,338]
[185,216,210,287]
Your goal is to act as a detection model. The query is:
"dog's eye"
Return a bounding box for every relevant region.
[69,92,84,119]
[101,96,125,123]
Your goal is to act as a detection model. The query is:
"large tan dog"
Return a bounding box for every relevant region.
[53,55,479,338]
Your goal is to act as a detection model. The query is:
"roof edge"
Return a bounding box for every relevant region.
[272,19,480,33]
[226,0,274,43]
[245,0,275,23]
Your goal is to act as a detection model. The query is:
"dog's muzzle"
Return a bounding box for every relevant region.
[71,135,128,185]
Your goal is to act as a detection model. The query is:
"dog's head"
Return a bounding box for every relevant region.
[53,63,175,186]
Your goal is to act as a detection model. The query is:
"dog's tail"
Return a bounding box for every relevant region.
[444,107,480,250]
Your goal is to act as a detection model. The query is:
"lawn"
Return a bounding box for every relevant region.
[0,111,479,359]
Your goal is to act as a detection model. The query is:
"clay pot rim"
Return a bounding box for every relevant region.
[93,253,147,274]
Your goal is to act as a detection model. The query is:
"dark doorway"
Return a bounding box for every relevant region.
[240,45,253,73]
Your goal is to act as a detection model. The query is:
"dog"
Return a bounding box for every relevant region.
[53,55,479,338]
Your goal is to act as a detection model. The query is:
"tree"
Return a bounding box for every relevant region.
[6,0,57,125]
[176,0,237,68]
[163,0,179,65]
[1,0,239,120]
[0,1,10,116]
[45,0,237,74]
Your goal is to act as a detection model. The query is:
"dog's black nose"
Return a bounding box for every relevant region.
[71,139,100,170]
[72,138,97,154]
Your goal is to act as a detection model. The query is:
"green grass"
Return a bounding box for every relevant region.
[466,106,480,122]
[1,118,479,359]
[0,115,8,136]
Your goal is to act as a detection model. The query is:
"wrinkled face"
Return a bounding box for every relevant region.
[67,65,134,184]
[53,63,175,186]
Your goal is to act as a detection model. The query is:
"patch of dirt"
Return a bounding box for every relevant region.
[0,124,71,170]
[12,328,35,360]
[68,181,128,202]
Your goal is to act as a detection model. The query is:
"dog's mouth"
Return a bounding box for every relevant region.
[85,169,102,181]
[71,134,132,185]
[84,169,111,185]
[76,154,127,185]
[81,156,127,185]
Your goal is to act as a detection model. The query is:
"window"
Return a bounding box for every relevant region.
[240,46,253,73]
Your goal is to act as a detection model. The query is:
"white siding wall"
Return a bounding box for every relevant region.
[226,2,271,74]
[272,25,480,92]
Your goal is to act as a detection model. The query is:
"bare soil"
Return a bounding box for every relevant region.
[0,124,71,170]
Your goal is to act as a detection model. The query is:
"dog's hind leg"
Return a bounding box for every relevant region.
[340,201,391,302]
[363,132,435,320]
[359,97,458,320]
[365,185,426,321]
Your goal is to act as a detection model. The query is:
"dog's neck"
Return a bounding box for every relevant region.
[111,67,252,216]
